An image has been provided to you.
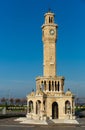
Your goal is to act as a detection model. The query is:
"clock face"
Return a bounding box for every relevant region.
[50,29,55,35]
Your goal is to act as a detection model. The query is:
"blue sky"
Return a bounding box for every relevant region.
[0,0,85,98]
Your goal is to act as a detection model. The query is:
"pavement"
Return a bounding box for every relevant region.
[0,117,85,130]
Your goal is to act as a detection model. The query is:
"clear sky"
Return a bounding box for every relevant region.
[0,0,85,98]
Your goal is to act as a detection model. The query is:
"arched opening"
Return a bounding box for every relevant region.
[52,102,58,119]
[41,81,43,90]
[49,17,53,23]
[55,81,57,91]
[43,100,46,111]
[44,81,46,91]
[36,100,41,114]
[49,17,50,23]
[49,17,51,23]
[65,100,71,114]
[29,100,33,113]
[58,81,60,91]
[49,81,51,91]
[50,17,53,23]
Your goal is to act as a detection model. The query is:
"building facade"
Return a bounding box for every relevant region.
[26,11,75,120]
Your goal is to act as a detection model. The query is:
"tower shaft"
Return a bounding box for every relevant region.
[42,12,58,77]
[43,41,56,77]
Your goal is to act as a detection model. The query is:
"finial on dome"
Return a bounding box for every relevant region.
[68,88,70,91]
[48,8,51,13]
[32,89,34,92]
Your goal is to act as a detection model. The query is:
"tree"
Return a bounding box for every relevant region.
[10,98,14,105]
[1,97,6,105]
[21,98,27,105]
[15,98,21,105]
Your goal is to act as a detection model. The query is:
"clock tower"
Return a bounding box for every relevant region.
[42,11,58,77]
[27,10,75,121]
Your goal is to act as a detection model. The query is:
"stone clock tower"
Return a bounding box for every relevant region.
[27,10,75,121]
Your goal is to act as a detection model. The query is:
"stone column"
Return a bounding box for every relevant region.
[27,101,29,113]
[40,101,44,120]
[59,81,61,92]
[34,102,36,114]
[47,81,49,91]
[72,99,75,116]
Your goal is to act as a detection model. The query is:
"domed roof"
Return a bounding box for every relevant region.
[29,91,35,96]
[65,89,72,96]
[27,90,35,98]
[36,89,45,96]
